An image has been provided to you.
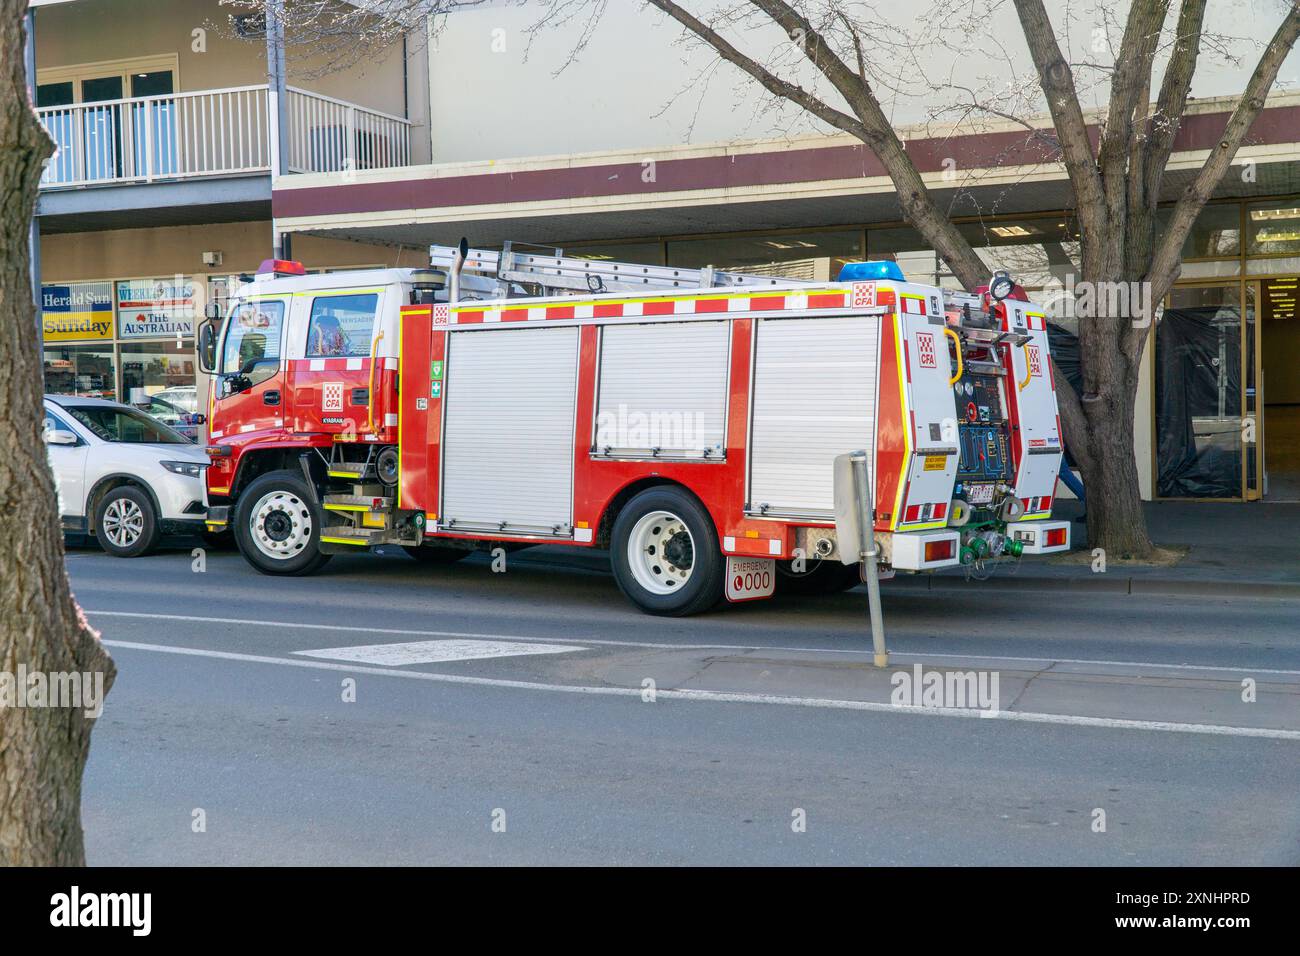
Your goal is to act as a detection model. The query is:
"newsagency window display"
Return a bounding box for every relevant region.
[41,277,203,409]
[41,281,117,402]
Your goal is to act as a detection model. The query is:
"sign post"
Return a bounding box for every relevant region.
[833,450,888,668]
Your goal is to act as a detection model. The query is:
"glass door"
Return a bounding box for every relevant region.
[1155,283,1259,499]
[130,70,176,177]
[80,75,124,182]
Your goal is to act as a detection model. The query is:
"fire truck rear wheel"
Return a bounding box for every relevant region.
[234,470,332,576]
[611,486,724,616]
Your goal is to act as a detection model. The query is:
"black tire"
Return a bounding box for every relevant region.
[233,469,332,576]
[610,486,724,616]
[774,557,861,596]
[402,544,470,564]
[94,485,160,557]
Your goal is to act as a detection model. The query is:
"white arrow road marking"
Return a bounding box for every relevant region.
[99,640,1300,741]
[293,639,584,666]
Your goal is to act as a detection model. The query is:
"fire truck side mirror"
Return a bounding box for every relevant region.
[197,320,218,374]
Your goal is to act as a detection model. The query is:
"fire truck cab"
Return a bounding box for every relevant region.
[198,248,1071,616]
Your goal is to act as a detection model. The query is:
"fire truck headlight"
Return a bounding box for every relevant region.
[161,460,206,478]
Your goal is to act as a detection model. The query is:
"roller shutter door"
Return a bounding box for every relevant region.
[748,315,879,516]
[442,325,579,533]
[595,321,729,458]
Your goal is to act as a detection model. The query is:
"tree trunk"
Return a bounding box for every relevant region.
[1073,330,1154,558]
[0,1,115,866]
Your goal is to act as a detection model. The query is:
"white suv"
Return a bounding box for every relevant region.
[44,395,209,557]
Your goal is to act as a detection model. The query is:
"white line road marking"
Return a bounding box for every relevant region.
[85,610,1300,677]
[294,639,584,666]
[100,639,1300,741]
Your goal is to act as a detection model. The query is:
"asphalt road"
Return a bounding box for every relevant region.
[64,539,1300,865]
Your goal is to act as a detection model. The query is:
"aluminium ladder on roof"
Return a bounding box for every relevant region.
[428,240,825,298]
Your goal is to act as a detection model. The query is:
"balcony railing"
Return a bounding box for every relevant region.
[285,87,412,173]
[37,84,411,189]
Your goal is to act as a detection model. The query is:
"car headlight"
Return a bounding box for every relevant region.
[161,460,206,478]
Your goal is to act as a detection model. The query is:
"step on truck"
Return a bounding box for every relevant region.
[197,242,1071,616]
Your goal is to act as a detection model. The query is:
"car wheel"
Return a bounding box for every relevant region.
[774,557,860,596]
[233,470,332,576]
[611,486,724,616]
[94,486,160,558]
[402,545,470,564]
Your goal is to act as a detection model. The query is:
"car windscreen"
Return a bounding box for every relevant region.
[64,405,189,444]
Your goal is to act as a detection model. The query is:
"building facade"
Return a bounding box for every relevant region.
[30,1,1300,502]
[29,0,430,416]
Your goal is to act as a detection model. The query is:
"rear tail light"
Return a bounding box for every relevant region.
[933,502,947,520]
[924,539,955,562]
[1039,495,1052,512]
[1045,528,1068,547]
[904,504,922,522]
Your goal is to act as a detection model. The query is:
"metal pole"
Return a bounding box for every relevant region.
[266,0,288,260]
[851,452,889,667]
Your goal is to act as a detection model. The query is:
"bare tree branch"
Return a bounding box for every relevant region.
[1010,0,1108,269]
[1142,0,1209,206]
[1145,0,1300,311]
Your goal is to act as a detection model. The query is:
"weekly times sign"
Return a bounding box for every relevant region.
[41,283,114,342]
[116,278,198,339]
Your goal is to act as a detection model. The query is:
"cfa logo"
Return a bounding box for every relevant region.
[916,332,937,369]
[1026,344,1043,377]
[50,886,151,936]
[322,382,344,411]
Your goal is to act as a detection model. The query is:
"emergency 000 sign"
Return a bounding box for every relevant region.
[725,556,775,602]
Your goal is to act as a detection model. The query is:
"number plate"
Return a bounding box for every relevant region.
[965,483,996,505]
[725,556,775,603]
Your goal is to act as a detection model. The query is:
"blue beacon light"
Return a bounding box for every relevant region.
[837,260,906,282]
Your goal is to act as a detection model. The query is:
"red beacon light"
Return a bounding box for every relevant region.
[257,258,307,277]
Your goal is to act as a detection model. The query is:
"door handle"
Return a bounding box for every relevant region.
[263,390,281,406]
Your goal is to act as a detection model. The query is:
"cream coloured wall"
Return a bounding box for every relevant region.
[34,0,419,132]
[426,2,1300,164]
[39,221,418,283]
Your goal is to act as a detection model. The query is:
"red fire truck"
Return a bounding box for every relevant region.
[197,243,1070,615]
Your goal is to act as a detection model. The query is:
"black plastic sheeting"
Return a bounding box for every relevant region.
[1046,323,1081,468]
[1154,308,1241,498]
[1048,317,1242,497]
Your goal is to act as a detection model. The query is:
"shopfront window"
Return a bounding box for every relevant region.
[43,345,117,403]
[666,231,862,280]
[1247,201,1300,256]
[120,340,195,406]
[1156,285,1245,498]
[566,241,665,265]
[867,219,1080,291]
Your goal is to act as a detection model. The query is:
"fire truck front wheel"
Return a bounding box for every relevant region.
[233,470,332,576]
[611,487,724,616]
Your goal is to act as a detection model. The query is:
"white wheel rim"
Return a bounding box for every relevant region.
[250,490,313,560]
[103,497,144,548]
[626,510,695,596]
